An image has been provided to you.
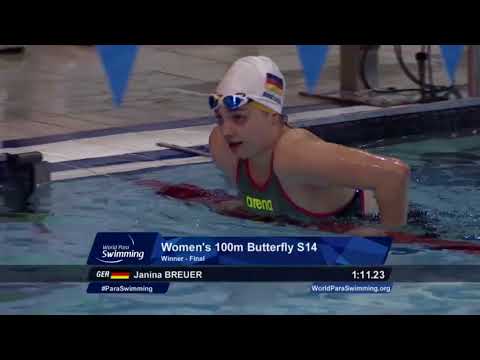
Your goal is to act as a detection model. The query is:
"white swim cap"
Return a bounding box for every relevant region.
[216,56,286,114]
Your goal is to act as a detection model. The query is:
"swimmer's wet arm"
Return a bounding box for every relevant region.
[209,126,238,185]
[206,128,248,216]
[277,138,411,229]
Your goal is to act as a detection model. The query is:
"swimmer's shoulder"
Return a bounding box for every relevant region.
[273,128,329,176]
[277,127,326,148]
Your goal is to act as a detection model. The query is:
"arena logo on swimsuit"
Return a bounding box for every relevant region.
[245,195,274,212]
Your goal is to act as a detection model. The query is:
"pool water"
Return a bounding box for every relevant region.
[1,135,480,314]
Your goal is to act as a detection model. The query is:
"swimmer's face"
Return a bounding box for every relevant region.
[215,102,280,159]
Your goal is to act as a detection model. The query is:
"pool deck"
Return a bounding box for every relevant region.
[0,45,476,180]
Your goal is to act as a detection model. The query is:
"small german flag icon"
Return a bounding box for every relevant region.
[110,272,130,280]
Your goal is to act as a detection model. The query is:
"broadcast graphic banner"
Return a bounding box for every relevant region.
[86,233,392,294]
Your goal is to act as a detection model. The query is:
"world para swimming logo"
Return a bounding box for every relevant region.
[87,233,158,265]
[97,234,144,263]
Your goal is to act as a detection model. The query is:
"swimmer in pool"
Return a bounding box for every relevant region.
[208,56,410,235]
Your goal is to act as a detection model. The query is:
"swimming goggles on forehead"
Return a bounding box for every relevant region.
[208,93,250,111]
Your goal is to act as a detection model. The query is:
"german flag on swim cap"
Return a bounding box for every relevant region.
[215,56,286,114]
[265,73,284,96]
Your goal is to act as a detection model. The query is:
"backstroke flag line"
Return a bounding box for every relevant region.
[296,45,330,94]
[97,45,139,106]
[439,45,464,83]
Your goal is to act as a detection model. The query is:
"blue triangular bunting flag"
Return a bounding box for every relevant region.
[296,45,330,93]
[439,45,464,83]
[97,45,139,106]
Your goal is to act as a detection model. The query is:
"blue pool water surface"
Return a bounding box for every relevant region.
[0,135,479,314]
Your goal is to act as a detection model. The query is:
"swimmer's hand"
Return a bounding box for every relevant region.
[209,200,253,218]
